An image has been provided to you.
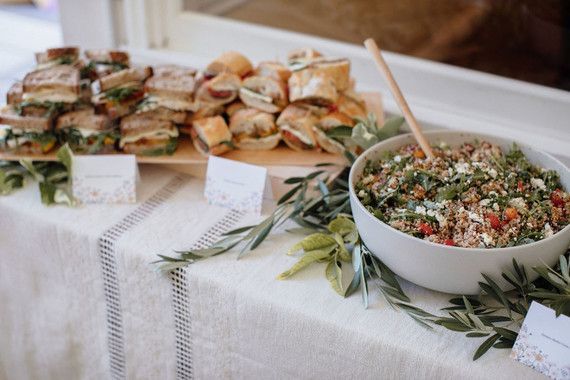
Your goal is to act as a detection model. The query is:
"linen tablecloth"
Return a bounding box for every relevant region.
[0,165,542,380]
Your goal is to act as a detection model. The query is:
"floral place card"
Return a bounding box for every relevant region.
[72,155,137,204]
[511,302,570,380]
[204,156,267,215]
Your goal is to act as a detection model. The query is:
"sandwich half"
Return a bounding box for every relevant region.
[139,65,197,113]
[91,66,152,119]
[288,70,337,105]
[83,49,130,80]
[0,106,56,153]
[119,113,179,155]
[276,104,318,151]
[306,58,351,91]
[195,72,241,106]
[254,61,291,83]
[190,116,233,156]
[239,76,288,113]
[35,46,81,70]
[56,108,117,154]
[312,111,354,154]
[229,108,280,150]
[23,65,80,104]
[205,51,253,78]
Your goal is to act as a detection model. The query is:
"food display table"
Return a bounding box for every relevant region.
[0,165,542,379]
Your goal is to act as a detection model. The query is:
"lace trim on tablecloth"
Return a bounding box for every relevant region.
[98,175,188,380]
[170,209,246,380]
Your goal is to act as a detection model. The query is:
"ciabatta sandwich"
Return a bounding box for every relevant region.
[276,104,318,151]
[288,70,337,105]
[229,108,280,150]
[254,61,291,83]
[337,91,367,119]
[0,106,56,153]
[190,116,232,156]
[312,111,354,154]
[307,58,351,91]
[35,46,80,70]
[239,76,288,113]
[91,66,152,119]
[56,107,117,154]
[205,51,253,78]
[225,101,246,118]
[119,113,179,155]
[83,49,130,80]
[195,72,241,106]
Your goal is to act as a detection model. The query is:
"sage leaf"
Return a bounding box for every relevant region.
[287,233,337,255]
[277,248,334,280]
[326,258,344,296]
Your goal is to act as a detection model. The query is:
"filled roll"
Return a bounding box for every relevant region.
[288,70,337,105]
[205,51,253,78]
[337,91,367,120]
[195,73,241,106]
[190,116,233,156]
[254,61,291,83]
[313,111,354,154]
[276,104,318,151]
[239,76,288,113]
[307,58,351,91]
[229,108,280,150]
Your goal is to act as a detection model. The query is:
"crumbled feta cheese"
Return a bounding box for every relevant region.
[468,211,484,223]
[394,155,401,163]
[481,233,494,246]
[492,203,500,211]
[530,178,546,191]
[488,168,498,178]
[427,209,436,217]
[358,190,366,197]
[544,223,554,238]
[455,162,470,174]
[479,199,491,206]
[415,206,427,215]
[508,197,527,210]
[435,212,446,226]
[488,191,498,197]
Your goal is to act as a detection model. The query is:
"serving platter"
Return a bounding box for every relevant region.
[0,92,383,168]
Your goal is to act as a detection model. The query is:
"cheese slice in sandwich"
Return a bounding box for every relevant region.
[191,116,232,156]
[23,65,80,104]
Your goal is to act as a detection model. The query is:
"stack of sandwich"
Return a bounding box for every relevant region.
[0,46,368,157]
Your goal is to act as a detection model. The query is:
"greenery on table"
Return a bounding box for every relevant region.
[0,145,74,205]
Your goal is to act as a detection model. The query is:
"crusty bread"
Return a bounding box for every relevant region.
[239,76,288,113]
[192,116,232,148]
[195,73,241,106]
[85,49,130,64]
[7,82,23,105]
[229,108,276,136]
[56,108,110,131]
[0,106,52,132]
[93,66,152,93]
[308,58,351,91]
[206,51,253,78]
[288,70,338,105]
[254,61,291,83]
[23,66,80,99]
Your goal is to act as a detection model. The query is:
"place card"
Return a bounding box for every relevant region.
[204,156,267,215]
[72,155,137,204]
[511,302,570,379]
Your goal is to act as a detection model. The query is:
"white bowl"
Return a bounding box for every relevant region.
[349,130,570,294]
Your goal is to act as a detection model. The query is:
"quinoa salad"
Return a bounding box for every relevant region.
[355,140,570,248]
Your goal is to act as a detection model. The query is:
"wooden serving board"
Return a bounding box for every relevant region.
[0,92,383,168]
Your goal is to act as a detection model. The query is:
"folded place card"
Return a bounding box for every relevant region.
[511,301,570,380]
[72,155,137,204]
[204,156,267,215]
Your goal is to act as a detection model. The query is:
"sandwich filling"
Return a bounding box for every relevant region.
[1,126,56,153]
[279,124,313,149]
[58,126,118,154]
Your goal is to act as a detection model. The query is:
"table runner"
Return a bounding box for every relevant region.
[0,165,542,379]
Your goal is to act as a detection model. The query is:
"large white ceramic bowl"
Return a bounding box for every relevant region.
[349,130,570,294]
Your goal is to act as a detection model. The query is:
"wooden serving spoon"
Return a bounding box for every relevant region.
[364,38,435,159]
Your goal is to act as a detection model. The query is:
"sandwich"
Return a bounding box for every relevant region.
[195,72,241,106]
[276,104,318,151]
[55,108,117,154]
[288,69,338,105]
[312,111,354,154]
[190,116,233,156]
[225,101,246,118]
[337,91,367,120]
[35,46,81,70]
[178,103,225,135]
[91,66,152,119]
[139,65,197,113]
[18,65,80,118]
[307,58,351,91]
[119,113,179,155]
[205,51,253,78]
[82,49,130,80]
[0,106,56,153]
[239,76,288,113]
[254,61,291,83]
[7,82,23,105]
[229,108,280,150]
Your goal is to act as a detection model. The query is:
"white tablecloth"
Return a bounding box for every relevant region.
[0,165,542,380]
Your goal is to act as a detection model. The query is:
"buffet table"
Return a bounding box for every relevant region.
[0,164,542,379]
